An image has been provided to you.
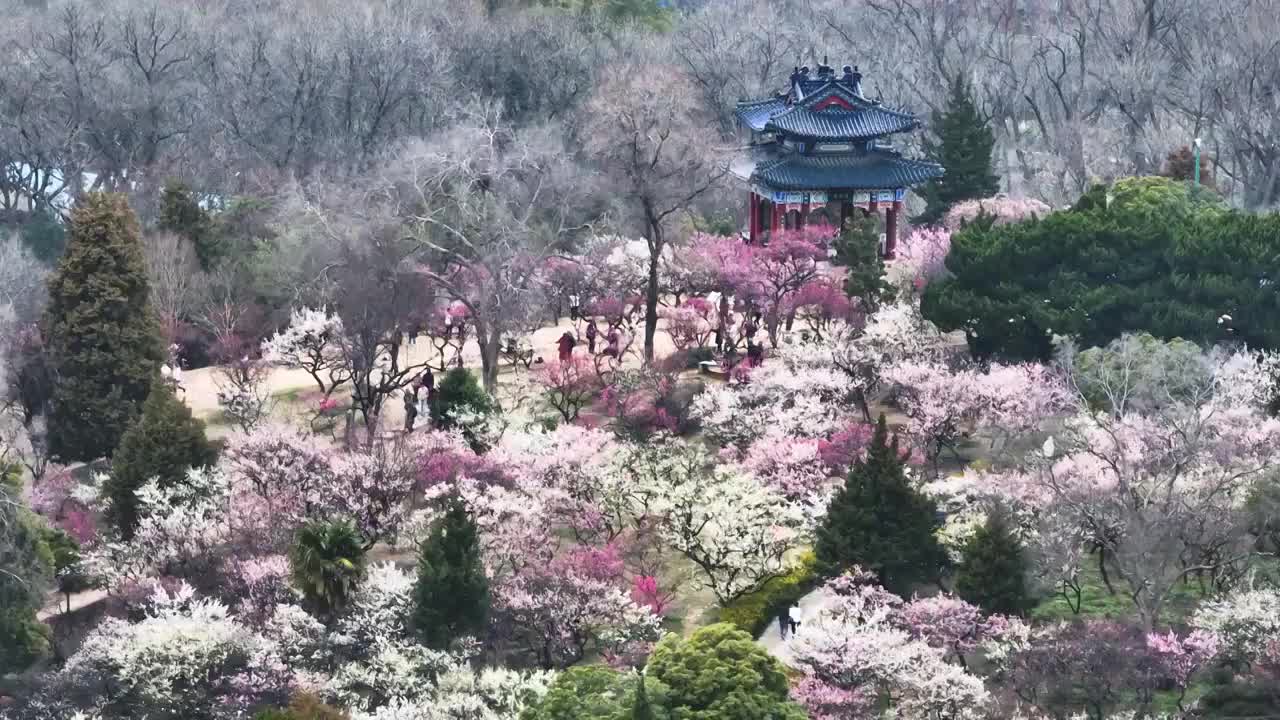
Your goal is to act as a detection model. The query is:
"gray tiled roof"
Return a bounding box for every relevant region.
[736,97,788,131]
[751,149,943,191]
[767,83,919,140]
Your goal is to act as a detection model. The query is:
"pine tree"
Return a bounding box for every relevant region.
[45,192,164,463]
[413,497,489,649]
[955,509,1033,616]
[814,415,949,595]
[105,379,219,538]
[834,213,895,313]
[915,77,1000,225]
[159,182,218,269]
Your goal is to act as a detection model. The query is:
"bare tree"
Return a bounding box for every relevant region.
[0,236,48,323]
[401,104,588,391]
[143,231,207,344]
[581,58,727,364]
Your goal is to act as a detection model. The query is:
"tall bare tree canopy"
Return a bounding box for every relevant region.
[3,0,1280,219]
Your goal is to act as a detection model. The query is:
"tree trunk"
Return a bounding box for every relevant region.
[643,218,663,365]
[479,324,501,394]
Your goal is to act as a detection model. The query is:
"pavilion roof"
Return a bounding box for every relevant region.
[765,82,920,140]
[737,64,922,141]
[750,147,943,192]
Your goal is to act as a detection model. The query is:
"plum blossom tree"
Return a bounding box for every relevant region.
[60,582,290,717]
[885,360,1069,469]
[537,355,603,423]
[787,277,856,342]
[737,435,831,503]
[1191,588,1280,673]
[659,297,716,352]
[687,231,825,346]
[892,227,952,293]
[1145,629,1220,710]
[788,572,998,720]
[942,195,1051,231]
[1007,620,1165,720]
[1030,389,1280,629]
[832,300,948,422]
[261,306,352,400]
[637,440,809,603]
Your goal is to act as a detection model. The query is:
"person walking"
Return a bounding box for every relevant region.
[568,293,581,321]
[778,605,790,640]
[747,340,764,367]
[402,385,418,432]
[788,604,803,635]
[604,327,620,359]
[585,320,599,354]
[557,330,577,362]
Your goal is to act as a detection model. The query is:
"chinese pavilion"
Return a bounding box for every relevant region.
[733,61,943,256]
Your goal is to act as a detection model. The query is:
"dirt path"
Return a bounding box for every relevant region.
[182,315,682,433]
[755,586,825,666]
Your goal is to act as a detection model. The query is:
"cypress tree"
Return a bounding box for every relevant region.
[105,380,218,538]
[814,415,948,595]
[45,192,164,462]
[159,182,219,269]
[834,213,895,313]
[915,77,1000,225]
[413,497,489,649]
[955,509,1033,616]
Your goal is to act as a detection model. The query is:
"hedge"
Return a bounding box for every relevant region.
[718,550,817,637]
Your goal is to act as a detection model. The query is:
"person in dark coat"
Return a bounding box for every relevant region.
[403,386,418,432]
[747,340,764,367]
[557,331,577,362]
[585,320,599,353]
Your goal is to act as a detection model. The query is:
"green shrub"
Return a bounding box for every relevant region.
[430,368,497,451]
[718,550,817,636]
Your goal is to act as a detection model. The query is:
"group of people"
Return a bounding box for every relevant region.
[557,317,624,363]
[401,367,436,432]
[711,298,766,369]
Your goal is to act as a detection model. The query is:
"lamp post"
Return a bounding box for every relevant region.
[1193,137,1202,186]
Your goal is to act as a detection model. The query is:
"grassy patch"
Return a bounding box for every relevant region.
[1030,562,1208,625]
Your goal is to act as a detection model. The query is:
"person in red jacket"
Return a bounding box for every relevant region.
[557,331,577,362]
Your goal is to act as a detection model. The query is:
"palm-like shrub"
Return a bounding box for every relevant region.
[289,520,368,620]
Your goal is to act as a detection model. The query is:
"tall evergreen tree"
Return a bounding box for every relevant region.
[915,77,1000,225]
[833,213,895,313]
[955,509,1033,616]
[413,497,489,649]
[814,415,948,595]
[105,379,219,538]
[158,182,219,270]
[45,192,164,462]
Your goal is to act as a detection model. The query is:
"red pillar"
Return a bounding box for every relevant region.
[770,200,781,234]
[748,192,759,243]
[885,200,901,259]
[798,200,810,230]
